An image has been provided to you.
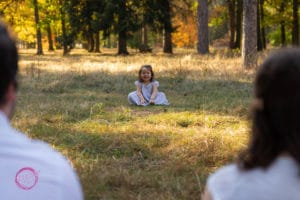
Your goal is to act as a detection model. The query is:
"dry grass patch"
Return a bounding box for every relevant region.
[13,48,255,199]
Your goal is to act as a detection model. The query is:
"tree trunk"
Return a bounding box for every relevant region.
[46,23,54,51]
[279,2,286,47]
[140,22,151,52]
[61,14,68,55]
[118,30,128,55]
[260,0,266,49]
[33,0,43,55]
[227,0,236,49]
[292,0,299,46]
[60,0,68,55]
[117,0,129,55]
[107,34,111,48]
[280,22,286,47]
[163,0,173,54]
[88,31,94,52]
[257,1,262,51]
[95,31,100,53]
[197,0,209,54]
[234,0,242,49]
[163,29,173,53]
[142,23,148,47]
[242,0,257,68]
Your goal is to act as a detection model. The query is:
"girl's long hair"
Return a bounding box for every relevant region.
[238,48,300,170]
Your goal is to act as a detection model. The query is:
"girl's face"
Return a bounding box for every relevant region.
[140,68,152,83]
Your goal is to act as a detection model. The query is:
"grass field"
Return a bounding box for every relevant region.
[13,48,256,199]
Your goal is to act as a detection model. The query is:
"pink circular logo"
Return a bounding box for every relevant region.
[15,167,39,190]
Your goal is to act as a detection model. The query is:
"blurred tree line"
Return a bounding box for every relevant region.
[0,0,298,58]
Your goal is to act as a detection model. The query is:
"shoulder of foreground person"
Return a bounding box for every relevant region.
[206,164,239,200]
[206,157,300,200]
[0,128,84,199]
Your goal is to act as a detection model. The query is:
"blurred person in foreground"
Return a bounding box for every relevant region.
[0,22,83,199]
[202,48,300,200]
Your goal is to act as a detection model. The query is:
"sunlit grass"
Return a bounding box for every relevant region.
[13,48,254,199]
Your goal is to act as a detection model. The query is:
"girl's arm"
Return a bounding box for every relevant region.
[149,84,158,104]
[136,85,146,104]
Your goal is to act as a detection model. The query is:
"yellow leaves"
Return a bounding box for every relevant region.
[172,16,197,48]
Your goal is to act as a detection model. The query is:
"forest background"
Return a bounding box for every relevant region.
[0,0,299,199]
[1,0,299,57]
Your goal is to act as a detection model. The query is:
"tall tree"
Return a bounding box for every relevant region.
[82,1,104,52]
[292,0,299,46]
[46,24,54,51]
[101,0,140,55]
[162,0,173,53]
[197,0,209,54]
[33,0,43,55]
[279,1,286,47]
[234,0,242,48]
[58,0,67,55]
[141,24,148,50]
[94,32,100,53]
[139,0,150,51]
[144,0,174,53]
[242,0,257,68]
[259,0,266,49]
[44,0,58,51]
[257,0,263,51]
[117,0,129,55]
[227,0,236,49]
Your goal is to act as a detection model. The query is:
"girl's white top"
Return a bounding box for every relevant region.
[0,111,83,200]
[207,156,300,200]
[135,80,159,101]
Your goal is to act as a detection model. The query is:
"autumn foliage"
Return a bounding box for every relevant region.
[172,15,197,48]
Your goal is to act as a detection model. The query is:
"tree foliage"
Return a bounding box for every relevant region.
[0,0,299,54]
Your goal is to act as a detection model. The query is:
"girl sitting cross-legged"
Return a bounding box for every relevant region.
[128,65,169,106]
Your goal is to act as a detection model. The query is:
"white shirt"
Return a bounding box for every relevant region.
[0,112,83,200]
[207,156,300,200]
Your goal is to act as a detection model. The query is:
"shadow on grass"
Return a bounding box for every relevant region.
[25,121,237,200]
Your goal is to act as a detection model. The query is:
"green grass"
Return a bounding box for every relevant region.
[12,49,254,199]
